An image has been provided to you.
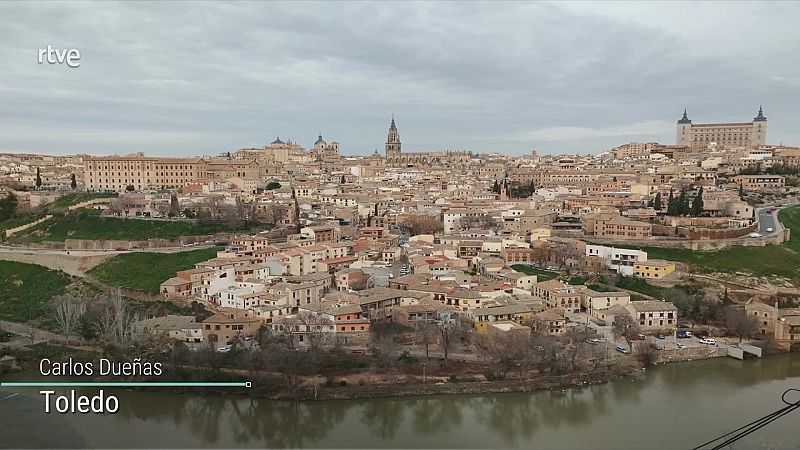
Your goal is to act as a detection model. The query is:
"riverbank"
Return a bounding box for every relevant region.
[282,367,635,401]
[2,341,741,402]
[3,354,798,449]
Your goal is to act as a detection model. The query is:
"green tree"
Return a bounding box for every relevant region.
[492,180,499,193]
[0,193,18,221]
[125,184,135,192]
[653,192,662,210]
[169,193,180,217]
[677,188,689,216]
[265,181,281,190]
[691,187,704,217]
[70,173,77,190]
[340,174,346,184]
[666,189,676,215]
[738,183,745,200]
[35,167,42,189]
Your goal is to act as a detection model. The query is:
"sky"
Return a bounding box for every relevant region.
[0,1,798,157]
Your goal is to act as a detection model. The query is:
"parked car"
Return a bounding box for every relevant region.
[586,338,606,345]
[676,343,688,349]
[615,346,630,354]
[217,347,231,353]
[637,334,646,340]
[649,342,662,351]
[766,227,774,233]
[699,338,717,345]
[656,334,666,340]
[677,329,692,339]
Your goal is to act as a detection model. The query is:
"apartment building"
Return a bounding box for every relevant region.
[582,213,652,240]
[732,174,785,191]
[625,301,678,332]
[532,280,582,313]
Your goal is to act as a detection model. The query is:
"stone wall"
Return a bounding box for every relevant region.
[652,221,757,240]
[559,225,788,251]
[26,233,229,250]
[67,198,113,211]
[4,215,53,237]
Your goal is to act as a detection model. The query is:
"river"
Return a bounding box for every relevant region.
[2,354,799,449]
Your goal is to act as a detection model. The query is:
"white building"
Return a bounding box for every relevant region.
[586,245,647,276]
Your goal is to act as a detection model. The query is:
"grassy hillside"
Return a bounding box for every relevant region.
[88,246,222,293]
[15,209,264,242]
[0,261,75,325]
[0,192,117,237]
[636,205,800,280]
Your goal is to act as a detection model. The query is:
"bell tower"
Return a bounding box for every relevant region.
[385,116,401,159]
[676,109,692,147]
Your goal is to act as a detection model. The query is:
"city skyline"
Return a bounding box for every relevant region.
[1,2,799,156]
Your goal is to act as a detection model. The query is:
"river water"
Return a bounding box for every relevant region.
[2,354,799,449]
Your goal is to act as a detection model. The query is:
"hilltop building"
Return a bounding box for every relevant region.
[676,107,767,149]
[384,118,471,167]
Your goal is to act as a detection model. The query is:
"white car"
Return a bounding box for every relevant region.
[676,343,688,349]
[766,227,774,233]
[217,346,231,353]
[699,338,717,345]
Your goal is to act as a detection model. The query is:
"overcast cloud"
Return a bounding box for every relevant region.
[0,1,798,156]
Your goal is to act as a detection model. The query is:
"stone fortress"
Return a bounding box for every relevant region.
[676,107,767,149]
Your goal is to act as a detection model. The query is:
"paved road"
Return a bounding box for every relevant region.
[0,320,64,347]
[757,207,779,235]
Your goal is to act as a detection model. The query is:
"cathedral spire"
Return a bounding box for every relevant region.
[678,109,691,124]
[390,114,396,130]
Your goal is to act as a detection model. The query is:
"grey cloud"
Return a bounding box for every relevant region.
[0,1,798,155]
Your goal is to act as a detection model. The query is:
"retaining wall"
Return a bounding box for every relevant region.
[4,215,53,237]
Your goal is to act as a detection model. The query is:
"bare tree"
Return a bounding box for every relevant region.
[438,318,465,368]
[634,342,658,367]
[723,306,759,343]
[415,321,437,360]
[398,215,443,236]
[563,328,591,371]
[262,204,287,225]
[290,312,334,350]
[106,199,125,217]
[372,334,397,370]
[265,326,317,400]
[108,196,138,217]
[529,334,558,373]
[52,294,86,344]
[587,342,609,372]
[612,313,641,353]
[204,196,227,220]
[474,331,529,378]
[94,290,140,349]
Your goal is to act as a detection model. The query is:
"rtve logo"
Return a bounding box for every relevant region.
[38,45,80,68]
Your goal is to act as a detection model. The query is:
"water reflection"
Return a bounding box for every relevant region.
[409,396,465,436]
[2,354,798,449]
